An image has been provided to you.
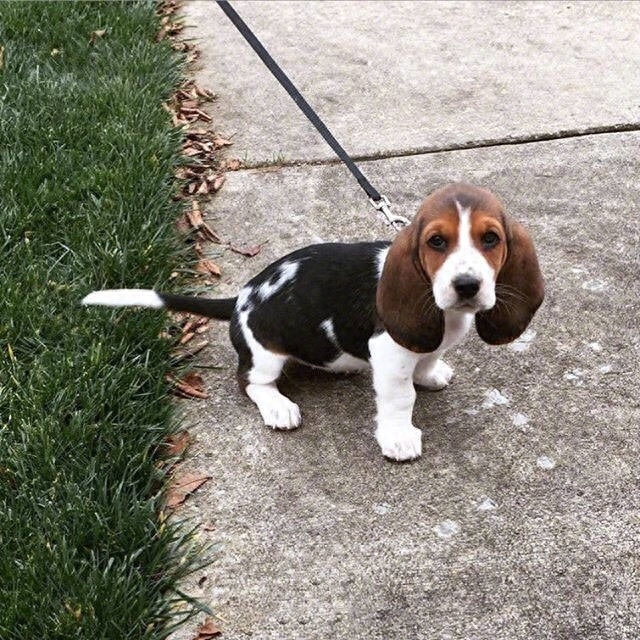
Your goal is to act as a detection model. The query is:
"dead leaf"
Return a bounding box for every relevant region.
[198,575,208,587]
[212,135,233,148]
[173,113,188,128]
[191,618,222,639]
[220,158,242,171]
[180,331,196,345]
[229,242,265,257]
[186,200,205,228]
[0,46,4,71]
[167,371,209,399]
[175,166,191,180]
[89,29,107,44]
[171,340,210,364]
[157,0,180,17]
[186,49,200,64]
[181,315,206,335]
[183,145,202,157]
[181,107,212,123]
[182,371,206,390]
[189,209,220,240]
[157,15,184,40]
[186,127,210,137]
[166,471,211,509]
[186,201,222,243]
[211,174,225,191]
[166,19,184,36]
[163,430,191,457]
[196,259,222,277]
[193,84,216,101]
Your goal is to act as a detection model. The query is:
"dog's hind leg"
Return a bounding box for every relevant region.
[246,364,301,431]
[231,314,301,430]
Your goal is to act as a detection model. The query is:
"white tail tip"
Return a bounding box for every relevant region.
[81,289,164,309]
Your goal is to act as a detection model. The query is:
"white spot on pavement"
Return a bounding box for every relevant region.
[373,502,391,515]
[477,497,498,511]
[511,412,530,429]
[586,342,603,353]
[481,388,510,409]
[509,328,537,353]
[537,455,556,470]
[598,364,613,374]
[582,279,606,292]
[564,369,586,386]
[434,520,460,539]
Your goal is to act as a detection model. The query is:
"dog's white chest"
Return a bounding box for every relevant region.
[324,352,370,373]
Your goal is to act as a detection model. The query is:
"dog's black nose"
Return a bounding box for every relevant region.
[453,275,481,299]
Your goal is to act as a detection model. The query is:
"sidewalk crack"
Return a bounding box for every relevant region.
[240,122,640,170]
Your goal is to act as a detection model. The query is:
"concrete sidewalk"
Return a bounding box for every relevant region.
[174,3,640,639]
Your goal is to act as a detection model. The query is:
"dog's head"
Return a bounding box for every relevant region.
[377,183,544,352]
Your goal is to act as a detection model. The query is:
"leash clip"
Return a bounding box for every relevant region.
[369,195,410,231]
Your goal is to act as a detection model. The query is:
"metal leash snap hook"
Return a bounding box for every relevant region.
[369,195,411,231]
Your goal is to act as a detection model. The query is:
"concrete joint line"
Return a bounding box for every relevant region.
[241,122,640,171]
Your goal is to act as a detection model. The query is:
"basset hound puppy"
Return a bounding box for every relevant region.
[83,183,544,461]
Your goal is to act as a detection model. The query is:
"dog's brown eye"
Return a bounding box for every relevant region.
[481,231,500,249]
[427,235,447,251]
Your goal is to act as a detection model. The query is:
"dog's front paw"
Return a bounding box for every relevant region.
[414,359,454,390]
[262,396,302,430]
[375,424,422,461]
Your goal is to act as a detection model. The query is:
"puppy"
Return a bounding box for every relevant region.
[83,183,544,461]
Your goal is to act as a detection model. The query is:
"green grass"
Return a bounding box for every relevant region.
[0,2,201,637]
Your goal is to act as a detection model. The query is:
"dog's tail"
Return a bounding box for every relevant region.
[81,289,236,321]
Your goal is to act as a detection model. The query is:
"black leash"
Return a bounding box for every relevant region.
[215,0,409,230]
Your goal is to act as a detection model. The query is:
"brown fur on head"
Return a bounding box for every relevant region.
[377,183,544,352]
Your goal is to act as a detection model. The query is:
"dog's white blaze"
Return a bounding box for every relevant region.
[81,289,164,308]
[431,201,496,311]
[449,202,477,276]
[258,261,299,300]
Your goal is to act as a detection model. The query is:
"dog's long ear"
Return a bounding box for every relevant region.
[476,218,544,345]
[376,224,444,353]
